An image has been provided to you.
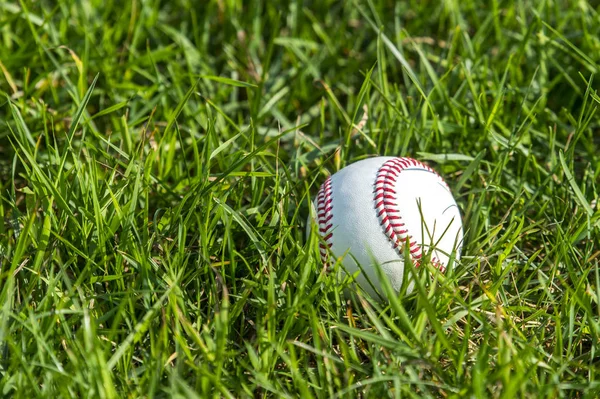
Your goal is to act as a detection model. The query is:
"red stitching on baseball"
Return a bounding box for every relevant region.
[373,157,447,271]
[316,177,334,270]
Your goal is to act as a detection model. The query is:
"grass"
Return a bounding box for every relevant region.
[1,0,600,397]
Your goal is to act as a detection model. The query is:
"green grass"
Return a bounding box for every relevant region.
[1,0,600,397]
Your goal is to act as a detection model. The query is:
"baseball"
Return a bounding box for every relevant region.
[309,156,463,297]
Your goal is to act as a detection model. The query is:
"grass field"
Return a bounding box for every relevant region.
[1,0,600,397]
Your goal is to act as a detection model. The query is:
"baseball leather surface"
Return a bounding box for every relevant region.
[310,156,463,297]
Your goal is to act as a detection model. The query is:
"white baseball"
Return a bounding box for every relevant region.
[310,156,463,297]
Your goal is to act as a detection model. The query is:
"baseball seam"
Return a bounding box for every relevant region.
[316,177,334,268]
[373,157,447,272]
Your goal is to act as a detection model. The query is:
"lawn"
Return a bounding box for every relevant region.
[1,0,600,397]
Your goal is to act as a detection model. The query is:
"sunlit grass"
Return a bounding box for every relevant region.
[1,0,600,397]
